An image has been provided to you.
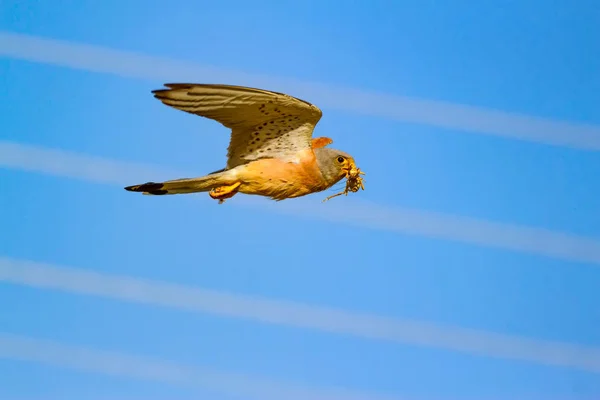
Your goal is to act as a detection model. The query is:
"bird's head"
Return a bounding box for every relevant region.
[314,147,365,201]
[314,147,356,185]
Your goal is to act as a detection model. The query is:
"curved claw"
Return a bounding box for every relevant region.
[209,182,241,204]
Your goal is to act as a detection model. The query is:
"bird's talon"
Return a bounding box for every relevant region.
[209,182,241,202]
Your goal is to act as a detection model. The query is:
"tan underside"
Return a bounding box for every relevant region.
[209,147,333,202]
[207,137,345,203]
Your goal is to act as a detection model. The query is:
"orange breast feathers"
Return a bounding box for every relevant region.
[236,149,327,200]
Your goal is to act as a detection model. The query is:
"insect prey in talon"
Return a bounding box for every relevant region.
[322,167,366,202]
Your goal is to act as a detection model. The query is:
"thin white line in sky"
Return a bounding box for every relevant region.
[2,140,600,266]
[1,257,599,374]
[1,31,599,151]
[0,333,403,400]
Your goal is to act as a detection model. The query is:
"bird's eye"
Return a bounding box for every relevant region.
[337,156,345,163]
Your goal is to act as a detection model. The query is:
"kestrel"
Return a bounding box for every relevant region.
[124,83,364,203]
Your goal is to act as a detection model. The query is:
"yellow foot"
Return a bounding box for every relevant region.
[209,182,241,204]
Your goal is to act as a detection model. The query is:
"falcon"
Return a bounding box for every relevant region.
[124,83,364,203]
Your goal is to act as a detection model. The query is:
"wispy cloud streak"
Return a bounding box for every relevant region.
[3,140,600,265]
[0,333,403,400]
[1,257,599,373]
[1,31,600,151]
[0,141,182,185]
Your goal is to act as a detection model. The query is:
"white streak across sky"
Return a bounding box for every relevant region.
[1,31,600,151]
[1,257,599,374]
[0,333,403,400]
[2,140,600,266]
[3,334,594,400]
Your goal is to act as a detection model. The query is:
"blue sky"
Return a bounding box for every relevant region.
[1,0,600,399]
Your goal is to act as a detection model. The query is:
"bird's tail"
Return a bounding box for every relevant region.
[124,171,230,195]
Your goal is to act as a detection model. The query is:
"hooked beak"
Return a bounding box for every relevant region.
[344,160,365,177]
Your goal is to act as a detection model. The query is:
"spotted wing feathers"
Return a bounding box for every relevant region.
[152,83,323,168]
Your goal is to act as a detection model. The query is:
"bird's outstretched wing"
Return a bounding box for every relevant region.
[152,83,323,169]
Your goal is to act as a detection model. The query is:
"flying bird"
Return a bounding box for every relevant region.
[124,83,364,203]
